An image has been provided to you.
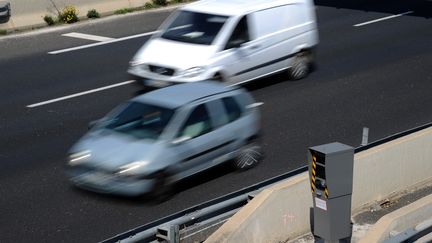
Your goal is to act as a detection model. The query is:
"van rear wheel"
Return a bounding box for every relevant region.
[288,51,311,80]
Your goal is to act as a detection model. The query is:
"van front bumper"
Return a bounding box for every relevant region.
[128,66,211,86]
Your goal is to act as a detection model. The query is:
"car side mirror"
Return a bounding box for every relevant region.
[172,136,192,145]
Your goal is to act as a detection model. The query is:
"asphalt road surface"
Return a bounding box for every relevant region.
[0,0,431,242]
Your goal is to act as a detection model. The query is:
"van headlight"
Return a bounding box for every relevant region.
[117,161,149,175]
[68,150,91,165]
[180,67,206,78]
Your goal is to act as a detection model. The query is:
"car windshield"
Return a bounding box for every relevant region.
[161,10,229,45]
[98,102,175,140]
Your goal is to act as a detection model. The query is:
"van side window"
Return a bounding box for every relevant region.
[178,104,212,138]
[221,97,242,123]
[250,5,305,39]
[225,16,250,50]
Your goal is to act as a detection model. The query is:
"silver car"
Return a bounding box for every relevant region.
[66,81,262,197]
[0,1,11,23]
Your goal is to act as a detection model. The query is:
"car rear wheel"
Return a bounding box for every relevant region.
[287,51,312,80]
[233,140,263,170]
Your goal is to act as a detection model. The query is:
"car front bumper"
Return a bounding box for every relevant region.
[67,167,155,197]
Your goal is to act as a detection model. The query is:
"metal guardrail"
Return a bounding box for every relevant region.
[102,165,308,243]
[102,121,432,243]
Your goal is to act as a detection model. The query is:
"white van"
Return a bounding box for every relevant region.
[128,0,318,87]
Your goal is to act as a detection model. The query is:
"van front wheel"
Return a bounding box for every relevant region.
[288,51,311,80]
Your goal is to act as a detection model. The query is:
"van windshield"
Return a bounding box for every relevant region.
[161,10,229,45]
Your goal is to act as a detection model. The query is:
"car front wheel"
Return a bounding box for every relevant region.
[150,172,173,202]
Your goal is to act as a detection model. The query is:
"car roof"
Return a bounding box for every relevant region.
[132,81,237,109]
[182,0,304,16]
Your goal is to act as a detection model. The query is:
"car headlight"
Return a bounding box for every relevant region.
[180,67,206,78]
[68,150,91,165]
[117,161,149,175]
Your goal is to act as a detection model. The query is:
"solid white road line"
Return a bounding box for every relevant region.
[27,80,136,108]
[48,31,157,55]
[62,32,114,42]
[354,11,414,27]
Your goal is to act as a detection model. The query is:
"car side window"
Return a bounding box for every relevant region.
[225,16,250,50]
[221,97,242,123]
[178,104,212,138]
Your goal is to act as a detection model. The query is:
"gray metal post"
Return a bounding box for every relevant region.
[361,127,369,146]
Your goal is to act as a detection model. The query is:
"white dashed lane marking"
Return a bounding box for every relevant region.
[27,80,136,108]
[49,31,157,55]
[62,32,115,42]
[354,11,414,27]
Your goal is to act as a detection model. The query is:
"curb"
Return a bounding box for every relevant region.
[358,193,432,242]
[0,1,187,37]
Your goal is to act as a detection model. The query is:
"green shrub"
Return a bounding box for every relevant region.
[59,5,79,24]
[0,29,7,35]
[43,15,56,26]
[152,0,168,6]
[144,2,154,9]
[87,9,100,19]
[114,8,133,14]
[171,0,184,3]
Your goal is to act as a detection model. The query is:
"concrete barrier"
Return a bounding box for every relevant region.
[206,174,312,243]
[0,0,150,31]
[352,127,432,211]
[206,127,432,242]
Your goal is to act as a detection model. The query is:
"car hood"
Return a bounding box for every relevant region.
[69,130,163,171]
[133,38,218,70]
